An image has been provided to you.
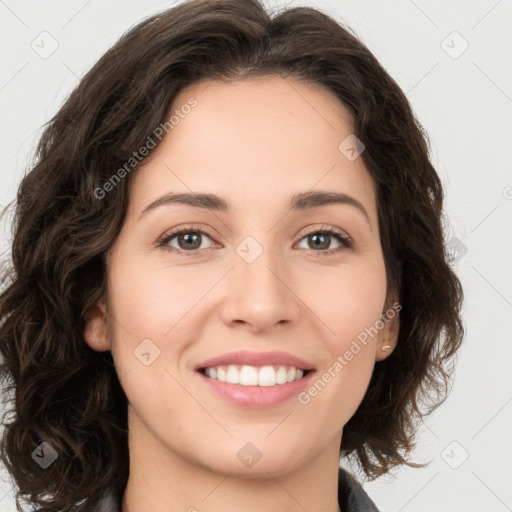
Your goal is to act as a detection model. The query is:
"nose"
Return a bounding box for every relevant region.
[219,244,301,334]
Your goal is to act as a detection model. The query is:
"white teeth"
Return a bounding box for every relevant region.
[258,365,276,386]
[239,365,258,386]
[203,364,308,386]
[226,365,240,384]
[276,366,288,384]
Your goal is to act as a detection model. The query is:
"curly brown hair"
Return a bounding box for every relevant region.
[0,0,464,510]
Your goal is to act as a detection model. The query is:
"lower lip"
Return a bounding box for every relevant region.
[196,370,316,408]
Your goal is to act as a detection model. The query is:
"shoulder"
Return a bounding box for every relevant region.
[338,467,380,512]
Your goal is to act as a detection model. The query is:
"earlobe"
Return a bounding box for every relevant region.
[83,303,111,352]
[375,336,397,362]
[375,305,400,361]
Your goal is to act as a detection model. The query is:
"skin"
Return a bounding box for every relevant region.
[84,75,399,512]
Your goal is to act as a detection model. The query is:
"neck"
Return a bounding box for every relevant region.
[121,407,343,512]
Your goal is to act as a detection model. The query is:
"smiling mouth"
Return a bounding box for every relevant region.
[198,364,312,387]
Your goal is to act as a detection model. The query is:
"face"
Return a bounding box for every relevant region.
[85,75,399,478]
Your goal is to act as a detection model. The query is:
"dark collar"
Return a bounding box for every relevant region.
[338,467,380,511]
[93,468,379,512]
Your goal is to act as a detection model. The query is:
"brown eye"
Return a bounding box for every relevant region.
[306,233,332,250]
[296,229,352,255]
[175,232,203,250]
[158,229,215,254]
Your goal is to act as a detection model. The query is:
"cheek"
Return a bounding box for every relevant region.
[106,262,199,421]
[303,259,386,403]
[293,258,386,409]
[108,252,204,331]
[107,257,215,376]
[311,260,388,350]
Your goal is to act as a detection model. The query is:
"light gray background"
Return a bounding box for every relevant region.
[1,1,511,511]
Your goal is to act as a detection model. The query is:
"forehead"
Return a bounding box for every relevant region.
[129,76,377,224]
[168,75,355,155]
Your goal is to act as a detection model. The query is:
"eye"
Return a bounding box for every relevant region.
[156,224,353,257]
[295,227,353,256]
[157,226,216,256]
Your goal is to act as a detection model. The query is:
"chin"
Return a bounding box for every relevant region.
[192,442,308,479]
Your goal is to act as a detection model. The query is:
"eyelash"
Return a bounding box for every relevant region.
[156,224,353,258]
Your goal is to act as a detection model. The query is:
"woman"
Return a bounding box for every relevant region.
[0,0,464,511]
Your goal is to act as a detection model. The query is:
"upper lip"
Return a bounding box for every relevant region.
[194,350,316,371]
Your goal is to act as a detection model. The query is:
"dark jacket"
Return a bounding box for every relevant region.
[92,468,379,511]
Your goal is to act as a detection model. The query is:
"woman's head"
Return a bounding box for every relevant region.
[0,0,464,510]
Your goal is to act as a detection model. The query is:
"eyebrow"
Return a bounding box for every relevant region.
[138,190,371,226]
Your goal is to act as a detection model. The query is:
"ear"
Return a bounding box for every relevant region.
[84,302,111,352]
[374,301,401,362]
